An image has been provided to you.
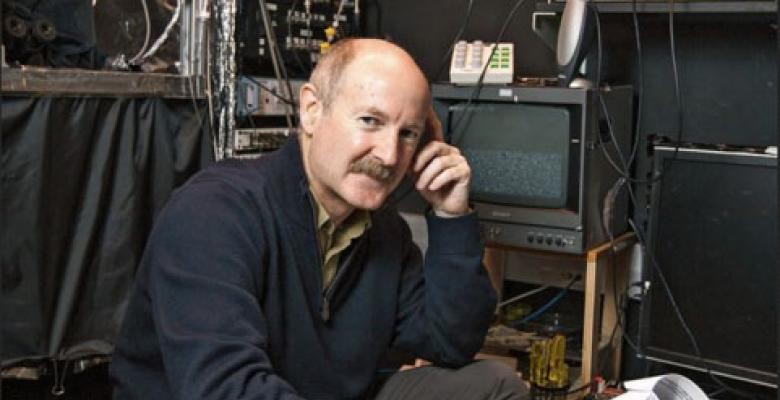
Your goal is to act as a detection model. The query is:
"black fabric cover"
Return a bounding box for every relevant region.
[2,0,105,68]
[1,95,212,365]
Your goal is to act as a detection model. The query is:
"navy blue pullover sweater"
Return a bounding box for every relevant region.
[110,136,497,399]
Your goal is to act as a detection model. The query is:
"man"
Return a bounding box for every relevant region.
[111,38,527,399]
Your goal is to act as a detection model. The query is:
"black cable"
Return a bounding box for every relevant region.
[628,0,644,168]
[595,179,643,378]
[286,0,311,76]
[667,0,683,160]
[433,0,475,82]
[272,27,297,117]
[594,0,681,186]
[591,0,687,189]
[258,0,297,125]
[449,0,528,146]
[567,382,591,395]
[591,7,662,186]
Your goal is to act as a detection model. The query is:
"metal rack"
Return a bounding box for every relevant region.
[1,66,204,99]
[535,0,777,13]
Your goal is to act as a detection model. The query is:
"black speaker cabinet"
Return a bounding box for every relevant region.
[641,146,777,388]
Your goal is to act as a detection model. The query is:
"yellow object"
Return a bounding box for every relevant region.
[324,26,336,43]
[319,41,331,54]
[548,334,569,388]
[530,338,550,386]
[529,334,569,388]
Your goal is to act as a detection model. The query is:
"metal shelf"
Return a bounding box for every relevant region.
[535,0,777,13]
[1,66,206,99]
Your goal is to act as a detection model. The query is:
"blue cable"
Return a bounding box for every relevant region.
[517,276,581,325]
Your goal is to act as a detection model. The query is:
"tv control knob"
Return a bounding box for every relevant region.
[555,238,563,246]
[535,236,543,244]
[527,235,534,244]
[545,237,553,245]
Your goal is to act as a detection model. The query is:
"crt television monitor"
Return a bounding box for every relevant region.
[395,83,633,254]
[642,146,777,387]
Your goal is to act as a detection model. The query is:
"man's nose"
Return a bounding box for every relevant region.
[372,130,400,166]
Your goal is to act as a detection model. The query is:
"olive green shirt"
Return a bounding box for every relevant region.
[312,199,372,289]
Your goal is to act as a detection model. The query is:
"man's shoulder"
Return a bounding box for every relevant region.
[192,157,269,190]
[160,158,270,214]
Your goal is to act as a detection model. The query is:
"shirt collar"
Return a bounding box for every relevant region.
[310,191,372,236]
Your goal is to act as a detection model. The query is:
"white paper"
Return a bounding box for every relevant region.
[618,374,708,400]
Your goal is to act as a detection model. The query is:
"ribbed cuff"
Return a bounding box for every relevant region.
[425,210,482,254]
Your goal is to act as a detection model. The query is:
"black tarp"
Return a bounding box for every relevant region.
[2,0,105,68]
[1,95,212,365]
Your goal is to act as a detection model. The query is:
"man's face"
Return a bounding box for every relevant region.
[302,52,430,212]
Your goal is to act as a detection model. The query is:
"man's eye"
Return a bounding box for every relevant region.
[359,116,380,127]
[400,129,421,143]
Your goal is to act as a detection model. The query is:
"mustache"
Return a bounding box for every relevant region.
[349,155,393,181]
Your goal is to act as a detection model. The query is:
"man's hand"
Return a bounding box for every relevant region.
[411,108,471,217]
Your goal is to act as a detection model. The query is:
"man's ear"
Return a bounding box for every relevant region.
[408,105,442,174]
[424,105,444,143]
[415,105,442,156]
[299,83,323,135]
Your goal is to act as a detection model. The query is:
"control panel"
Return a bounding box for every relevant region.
[234,127,295,155]
[481,221,583,253]
[238,76,305,117]
[449,41,514,85]
[239,0,358,78]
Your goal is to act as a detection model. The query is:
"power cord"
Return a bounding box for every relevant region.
[433,0,475,82]
[596,176,643,379]
[449,0,528,147]
[666,0,684,161]
[131,0,182,65]
[127,0,151,64]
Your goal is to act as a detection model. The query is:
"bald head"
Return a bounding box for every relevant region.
[308,38,429,110]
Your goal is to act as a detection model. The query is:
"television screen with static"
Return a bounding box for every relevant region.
[450,102,575,210]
